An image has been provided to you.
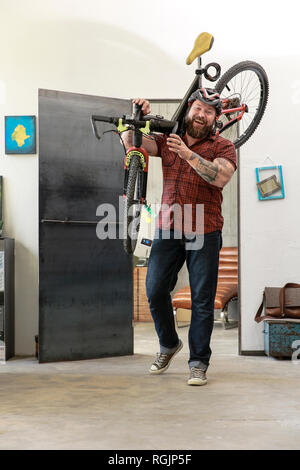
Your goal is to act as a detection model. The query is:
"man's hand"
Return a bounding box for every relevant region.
[166,134,192,160]
[122,98,158,156]
[132,98,151,116]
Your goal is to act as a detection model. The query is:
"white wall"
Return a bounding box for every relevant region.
[1,0,299,354]
[240,55,300,351]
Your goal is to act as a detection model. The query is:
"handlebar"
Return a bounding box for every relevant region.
[91,113,178,140]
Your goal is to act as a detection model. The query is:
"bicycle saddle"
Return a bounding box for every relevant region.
[186,32,214,65]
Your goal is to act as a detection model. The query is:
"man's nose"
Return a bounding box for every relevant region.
[196,110,205,119]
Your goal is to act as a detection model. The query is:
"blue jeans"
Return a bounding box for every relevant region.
[146,229,222,371]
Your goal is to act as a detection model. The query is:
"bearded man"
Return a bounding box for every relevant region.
[123,88,237,386]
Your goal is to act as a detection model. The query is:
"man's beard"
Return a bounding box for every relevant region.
[185,115,214,139]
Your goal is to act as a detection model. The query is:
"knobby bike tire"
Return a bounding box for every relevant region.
[215,60,269,149]
[123,155,143,255]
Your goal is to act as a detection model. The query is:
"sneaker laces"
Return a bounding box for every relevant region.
[190,367,206,379]
[154,352,169,367]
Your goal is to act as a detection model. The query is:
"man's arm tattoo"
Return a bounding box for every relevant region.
[189,152,219,183]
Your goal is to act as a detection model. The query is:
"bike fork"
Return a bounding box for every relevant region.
[123,147,149,204]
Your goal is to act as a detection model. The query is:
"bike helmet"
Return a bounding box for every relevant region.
[188,87,222,116]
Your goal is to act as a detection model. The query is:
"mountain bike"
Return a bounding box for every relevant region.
[91,32,269,254]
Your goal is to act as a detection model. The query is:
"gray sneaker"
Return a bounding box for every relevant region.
[187,367,207,386]
[149,340,183,374]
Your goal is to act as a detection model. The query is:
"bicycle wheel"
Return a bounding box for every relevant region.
[215,61,269,149]
[123,155,143,255]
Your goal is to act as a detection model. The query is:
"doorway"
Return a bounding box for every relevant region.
[132,99,239,344]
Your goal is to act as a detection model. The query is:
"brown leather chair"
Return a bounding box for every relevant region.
[172,247,238,329]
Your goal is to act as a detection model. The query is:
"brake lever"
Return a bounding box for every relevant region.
[91,117,101,140]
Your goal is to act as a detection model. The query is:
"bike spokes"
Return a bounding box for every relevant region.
[215,61,269,149]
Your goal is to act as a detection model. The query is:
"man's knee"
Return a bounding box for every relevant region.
[191,296,215,315]
[146,275,165,302]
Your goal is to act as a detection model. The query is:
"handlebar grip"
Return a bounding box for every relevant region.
[92,115,116,124]
[91,115,119,140]
[149,119,178,134]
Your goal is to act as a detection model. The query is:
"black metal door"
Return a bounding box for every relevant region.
[38,89,132,363]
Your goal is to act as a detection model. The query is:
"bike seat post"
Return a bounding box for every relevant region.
[197,56,202,88]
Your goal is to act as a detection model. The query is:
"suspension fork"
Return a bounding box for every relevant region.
[123,147,149,204]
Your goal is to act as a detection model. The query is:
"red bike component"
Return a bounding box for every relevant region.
[221,101,247,118]
[215,103,248,137]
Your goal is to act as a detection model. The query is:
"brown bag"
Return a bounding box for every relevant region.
[255,283,300,323]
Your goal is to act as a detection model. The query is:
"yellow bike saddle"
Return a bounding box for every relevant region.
[186,32,214,65]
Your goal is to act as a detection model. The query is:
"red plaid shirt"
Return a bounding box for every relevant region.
[154,132,237,234]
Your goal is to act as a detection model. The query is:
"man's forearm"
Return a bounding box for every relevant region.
[121,130,133,150]
[188,151,219,184]
[166,134,235,187]
[186,151,230,188]
[121,129,159,156]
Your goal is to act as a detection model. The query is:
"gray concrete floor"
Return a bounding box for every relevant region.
[0,322,300,450]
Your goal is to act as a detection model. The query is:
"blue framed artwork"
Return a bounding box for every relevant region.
[255,165,285,201]
[5,116,36,154]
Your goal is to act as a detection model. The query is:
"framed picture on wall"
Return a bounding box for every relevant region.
[5,115,36,154]
[255,165,285,201]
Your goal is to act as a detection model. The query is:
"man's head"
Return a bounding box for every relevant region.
[185,88,222,139]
